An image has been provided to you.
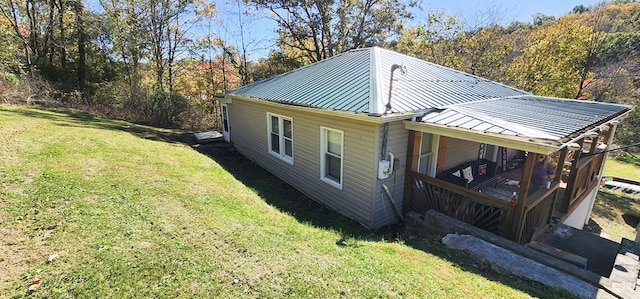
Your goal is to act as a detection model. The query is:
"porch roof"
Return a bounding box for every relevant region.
[406,96,630,154]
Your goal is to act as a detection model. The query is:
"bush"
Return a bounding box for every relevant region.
[616,106,640,153]
[125,90,189,128]
[0,76,54,105]
[613,151,640,167]
[1,72,18,84]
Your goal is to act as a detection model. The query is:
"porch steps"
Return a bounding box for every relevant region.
[606,238,640,299]
[527,241,588,269]
[408,210,638,298]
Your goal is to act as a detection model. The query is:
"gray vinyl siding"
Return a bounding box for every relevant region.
[442,138,482,170]
[227,98,379,228]
[371,121,409,229]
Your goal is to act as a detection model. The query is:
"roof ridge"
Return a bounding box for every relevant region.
[231,48,373,93]
[372,48,532,96]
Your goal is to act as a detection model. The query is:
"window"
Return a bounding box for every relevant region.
[418,133,439,177]
[267,113,293,163]
[321,127,343,189]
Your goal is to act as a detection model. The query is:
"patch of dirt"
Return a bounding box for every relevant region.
[0,226,32,290]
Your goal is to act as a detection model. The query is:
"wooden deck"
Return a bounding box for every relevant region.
[404,150,603,244]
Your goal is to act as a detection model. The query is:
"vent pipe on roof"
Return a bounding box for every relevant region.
[386,64,406,112]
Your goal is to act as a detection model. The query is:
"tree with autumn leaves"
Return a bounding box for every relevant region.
[0,0,638,144]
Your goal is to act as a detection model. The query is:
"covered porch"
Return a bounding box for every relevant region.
[401,99,627,244]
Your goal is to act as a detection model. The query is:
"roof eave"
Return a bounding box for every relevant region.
[227,94,420,124]
[404,120,560,154]
[404,106,632,155]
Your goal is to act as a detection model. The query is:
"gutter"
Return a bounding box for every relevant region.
[225,94,422,124]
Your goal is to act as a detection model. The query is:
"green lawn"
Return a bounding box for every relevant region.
[0,105,570,298]
[588,157,640,242]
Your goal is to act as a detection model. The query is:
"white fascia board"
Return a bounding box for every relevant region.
[227,94,419,124]
[404,120,560,154]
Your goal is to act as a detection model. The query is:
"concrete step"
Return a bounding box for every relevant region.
[607,239,640,299]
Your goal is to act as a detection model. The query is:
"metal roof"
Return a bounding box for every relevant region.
[225,47,631,144]
[226,47,529,115]
[420,96,629,141]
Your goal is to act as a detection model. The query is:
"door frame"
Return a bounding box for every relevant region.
[221,103,230,142]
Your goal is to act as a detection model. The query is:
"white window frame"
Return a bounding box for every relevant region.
[320,126,343,190]
[267,113,294,164]
[417,133,439,177]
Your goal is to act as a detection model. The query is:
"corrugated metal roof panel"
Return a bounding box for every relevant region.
[421,96,629,140]
[227,47,529,114]
[228,48,373,112]
[227,47,629,141]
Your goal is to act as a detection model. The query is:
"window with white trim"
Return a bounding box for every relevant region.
[320,127,343,189]
[267,113,293,164]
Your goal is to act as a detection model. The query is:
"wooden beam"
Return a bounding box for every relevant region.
[554,147,568,182]
[436,136,448,173]
[562,138,584,212]
[513,153,536,242]
[406,130,421,172]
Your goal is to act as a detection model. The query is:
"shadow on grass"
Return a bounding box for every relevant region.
[1,105,186,145]
[592,189,640,222]
[404,238,576,299]
[4,106,576,297]
[193,141,381,241]
[193,141,574,298]
[584,218,603,234]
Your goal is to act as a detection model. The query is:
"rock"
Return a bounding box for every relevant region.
[28,278,42,292]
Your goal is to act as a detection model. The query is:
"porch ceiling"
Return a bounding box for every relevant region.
[406,96,631,154]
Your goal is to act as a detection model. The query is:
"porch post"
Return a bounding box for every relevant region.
[562,139,585,212]
[554,147,569,182]
[406,130,421,172]
[403,130,421,216]
[512,153,536,242]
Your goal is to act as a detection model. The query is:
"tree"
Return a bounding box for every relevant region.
[74,0,86,93]
[0,12,22,78]
[250,50,304,82]
[146,0,195,94]
[531,13,555,26]
[393,11,462,66]
[572,5,590,14]
[250,0,415,62]
[450,26,512,81]
[506,15,592,98]
[99,0,148,96]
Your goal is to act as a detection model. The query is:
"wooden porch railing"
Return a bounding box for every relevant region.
[516,184,560,243]
[404,171,516,239]
[404,170,558,243]
[562,153,604,212]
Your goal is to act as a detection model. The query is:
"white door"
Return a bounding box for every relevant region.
[221,103,230,142]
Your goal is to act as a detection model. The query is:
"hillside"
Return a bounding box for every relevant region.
[0,105,570,298]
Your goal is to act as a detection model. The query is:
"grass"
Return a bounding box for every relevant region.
[587,157,640,242]
[0,105,573,298]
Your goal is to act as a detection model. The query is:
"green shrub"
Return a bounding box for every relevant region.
[1,72,18,84]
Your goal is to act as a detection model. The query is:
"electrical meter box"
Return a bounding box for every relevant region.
[378,159,391,179]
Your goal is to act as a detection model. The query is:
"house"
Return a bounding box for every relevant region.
[219,47,630,243]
